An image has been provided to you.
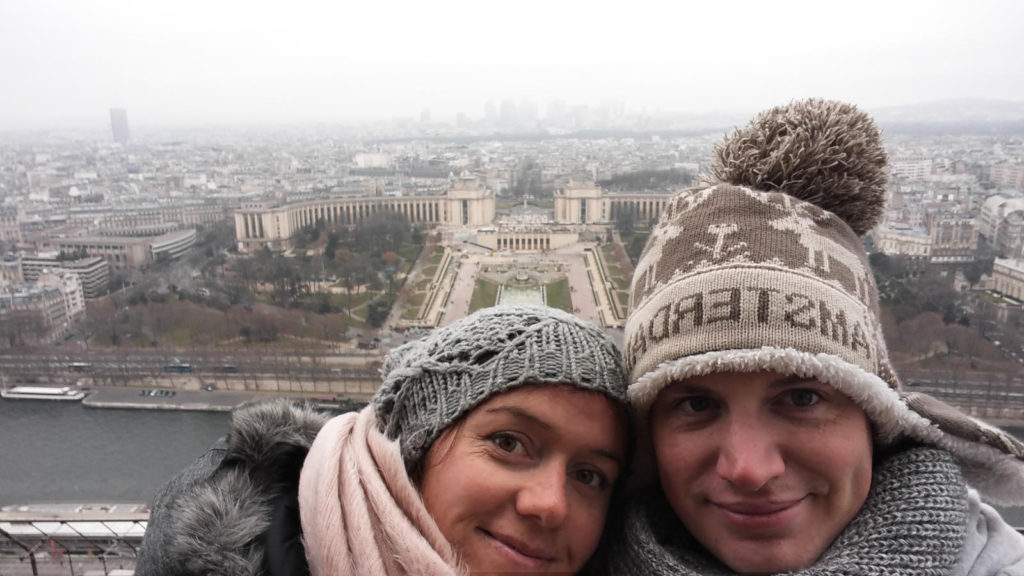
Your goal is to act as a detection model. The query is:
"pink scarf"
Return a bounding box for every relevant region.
[298,406,465,576]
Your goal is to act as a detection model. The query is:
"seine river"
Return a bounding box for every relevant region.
[0,400,229,505]
[1,400,1022,526]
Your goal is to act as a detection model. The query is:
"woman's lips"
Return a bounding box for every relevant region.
[480,528,556,567]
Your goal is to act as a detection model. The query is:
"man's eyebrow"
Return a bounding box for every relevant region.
[663,382,714,394]
[590,447,625,469]
[770,374,820,388]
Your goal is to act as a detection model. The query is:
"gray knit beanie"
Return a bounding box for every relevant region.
[625,98,1024,505]
[374,304,628,473]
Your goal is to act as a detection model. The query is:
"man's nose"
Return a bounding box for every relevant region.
[716,418,785,491]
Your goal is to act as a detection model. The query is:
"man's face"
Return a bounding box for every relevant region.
[650,371,873,574]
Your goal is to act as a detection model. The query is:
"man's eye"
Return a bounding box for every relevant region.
[786,389,821,407]
[678,396,713,413]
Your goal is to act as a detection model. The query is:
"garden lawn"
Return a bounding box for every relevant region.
[469,279,500,313]
[545,278,572,313]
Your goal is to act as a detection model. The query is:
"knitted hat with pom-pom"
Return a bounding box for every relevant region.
[624,98,1024,504]
[374,304,627,474]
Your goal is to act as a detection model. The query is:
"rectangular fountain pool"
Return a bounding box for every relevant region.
[497,285,546,306]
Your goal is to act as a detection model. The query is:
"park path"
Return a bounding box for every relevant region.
[441,246,489,326]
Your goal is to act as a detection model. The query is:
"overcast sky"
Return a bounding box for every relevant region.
[2,0,1023,131]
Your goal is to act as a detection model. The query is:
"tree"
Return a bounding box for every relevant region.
[615,209,635,235]
[963,258,994,288]
[323,231,340,262]
[626,234,649,266]
[598,168,695,192]
[354,212,410,255]
[312,292,333,314]
[366,297,392,327]
[338,254,371,317]
[868,252,893,278]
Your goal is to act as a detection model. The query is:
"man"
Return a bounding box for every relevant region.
[607,99,1024,575]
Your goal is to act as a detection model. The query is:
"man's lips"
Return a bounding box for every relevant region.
[711,498,805,530]
[714,499,802,515]
[480,528,556,566]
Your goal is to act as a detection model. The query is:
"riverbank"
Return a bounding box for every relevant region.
[78,386,372,412]
[81,386,258,411]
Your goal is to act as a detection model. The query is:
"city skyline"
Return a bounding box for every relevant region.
[2,0,1024,131]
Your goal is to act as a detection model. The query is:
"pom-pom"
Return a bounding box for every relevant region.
[710,98,889,235]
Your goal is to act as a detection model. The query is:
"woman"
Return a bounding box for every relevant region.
[137,304,629,576]
[606,99,1024,575]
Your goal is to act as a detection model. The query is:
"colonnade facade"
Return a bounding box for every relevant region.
[288,197,444,229]
[497,235,551,251]
[554,184,672,225]
[477,228,578,253]
[608,197,668,223]
[234,186,495,252]
[235,196,447,252]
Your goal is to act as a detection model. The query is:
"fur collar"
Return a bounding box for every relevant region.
[163,399,329,576]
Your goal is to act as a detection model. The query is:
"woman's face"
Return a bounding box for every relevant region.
[419,384,627,574]
[649,371,873,574]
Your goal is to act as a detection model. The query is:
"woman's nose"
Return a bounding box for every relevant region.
[515,463,570,529]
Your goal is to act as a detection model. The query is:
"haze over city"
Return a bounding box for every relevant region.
[5,1,1024,571]
[3,0,1024,131]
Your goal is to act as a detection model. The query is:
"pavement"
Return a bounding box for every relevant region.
[83,386,261,411]
[0,557,136,576]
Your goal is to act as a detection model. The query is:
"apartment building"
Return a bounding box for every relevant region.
[0,285,70,345]
[989,163,1024,189]
[873,223,932,257]
[977,194,1024,258]
[992,258,1024,302]
[891,156,933,181]
[50,235,151,272]
[21,255,109,299]
[37,269,86,322]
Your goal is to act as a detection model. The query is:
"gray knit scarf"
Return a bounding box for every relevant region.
[605,446,968,576]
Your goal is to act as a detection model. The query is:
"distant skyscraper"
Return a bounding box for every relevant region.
[110,108,130,144]
[499,99,518,127]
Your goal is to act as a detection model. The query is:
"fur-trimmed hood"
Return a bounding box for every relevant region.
[136,399,330,576]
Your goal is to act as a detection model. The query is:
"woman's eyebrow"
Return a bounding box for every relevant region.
[483,406,553,432]
[484,406,624,466]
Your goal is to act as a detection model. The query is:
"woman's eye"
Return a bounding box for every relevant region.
[490,433,522,453]
[573,469,606,489]
[785,389,821,407]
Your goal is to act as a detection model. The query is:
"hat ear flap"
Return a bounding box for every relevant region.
[902,391,1024,505]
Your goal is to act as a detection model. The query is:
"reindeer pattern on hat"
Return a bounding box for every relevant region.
[630,185,876,311]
